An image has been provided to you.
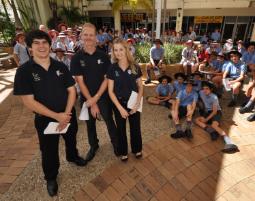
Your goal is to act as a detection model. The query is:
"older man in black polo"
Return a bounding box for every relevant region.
[70,23,119,162]
[13,30,86,197]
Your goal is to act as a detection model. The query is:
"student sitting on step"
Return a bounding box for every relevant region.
[195,81,239,153]
[147,75,174,108]
[170,80,198,139]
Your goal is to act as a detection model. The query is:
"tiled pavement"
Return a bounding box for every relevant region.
[0,68,39,197]
[1,68,255,201]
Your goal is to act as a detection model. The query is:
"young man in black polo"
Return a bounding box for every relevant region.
[13,30,86,197]
[70,23,118,162]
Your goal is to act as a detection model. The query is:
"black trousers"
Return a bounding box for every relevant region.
[34,108,78,181]
[113,100,142,156]
[85,97,118,151]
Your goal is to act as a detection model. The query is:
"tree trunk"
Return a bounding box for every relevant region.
[152,0,155,42]
[162,0,166,34]
[7,0,24,28]
[1,0,11,22]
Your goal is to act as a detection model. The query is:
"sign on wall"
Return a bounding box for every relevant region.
[121,13,145,22]
[194,16,223,24]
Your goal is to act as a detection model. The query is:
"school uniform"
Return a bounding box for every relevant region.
[70,49,118,153]
[224,61,247,80]
[107,63,142,156]
[13,58,79,181]
[199,91,222,124]
[173,81,185,94]
[150,46,164,65]
[176,89,198,118]
[13,42,30,66]
[242,51,254,65]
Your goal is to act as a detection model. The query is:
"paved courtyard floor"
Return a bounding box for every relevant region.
[0,67,255,201]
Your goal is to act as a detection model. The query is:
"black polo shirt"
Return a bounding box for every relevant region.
[70,49,111,100]
[106,63,142,100]
[13,58,75,113]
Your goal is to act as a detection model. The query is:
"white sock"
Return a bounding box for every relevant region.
[223,136,233,144]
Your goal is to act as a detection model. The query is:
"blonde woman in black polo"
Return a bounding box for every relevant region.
[107,38,143,161]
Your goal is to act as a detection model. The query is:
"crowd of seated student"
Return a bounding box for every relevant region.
[146,40,255,153]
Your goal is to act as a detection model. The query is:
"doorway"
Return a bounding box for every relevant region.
[222,24,235,41]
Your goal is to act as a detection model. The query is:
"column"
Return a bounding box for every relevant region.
[156,0,162,39]
[114,10,121,36]
[175,0,184,32]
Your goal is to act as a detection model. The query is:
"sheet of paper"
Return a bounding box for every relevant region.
[127,91,143,112]
[79,102,89,120]
[222,78,232,91]
[44,122,70,134]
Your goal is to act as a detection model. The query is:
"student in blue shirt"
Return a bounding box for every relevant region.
[170,80,198,139]
[147,75,174,108]
[223,49,247,107]
[241,42,255,71]
[192,72,203,92]
[195,81,239,153]
[145,39,165,84]
[173,72,186,94]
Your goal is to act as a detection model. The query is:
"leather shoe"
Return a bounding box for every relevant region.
[47,180,58,197]
[247,113,255,122]
[170,130,184,139]
[185,129,193,139]
[67,156,87,166]
[85,145,99,162]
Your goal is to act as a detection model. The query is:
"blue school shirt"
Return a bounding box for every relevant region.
[156,83,174,97]
[242,51,254,64]
[251,54,255,64]
[176,89,198,107]
[224,61,247,79]
[150,46,164,60]
[173,80,185,94]
[199,91,221,112]
[193,80,202,92]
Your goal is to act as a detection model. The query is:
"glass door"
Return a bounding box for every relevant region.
[222,24,235,41]
[234,24,248,41]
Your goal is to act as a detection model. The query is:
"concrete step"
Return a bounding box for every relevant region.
[0,52,9,58]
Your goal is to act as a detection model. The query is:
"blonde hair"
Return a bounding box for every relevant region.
[111,38,137,74]
[82,23,96,34]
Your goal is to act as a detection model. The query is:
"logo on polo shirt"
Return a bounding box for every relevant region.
[115,71,119,77]
[80,60,86,67]
[32,73,41,82]
[56,70,64,77]
[127,69,131,74]
[97,59,104,64]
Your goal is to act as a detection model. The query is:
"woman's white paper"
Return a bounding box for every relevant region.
[127,91,143,112]
[79,102,89,120]
[44,122,70,134]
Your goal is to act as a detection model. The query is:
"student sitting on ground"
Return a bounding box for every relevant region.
[173,72,186,94]
[223,49,247,107]
[239,63,255,115]
[170,80,198,139]
[195,81,239,153]
[191,72,203,92]
[147,75,174,108]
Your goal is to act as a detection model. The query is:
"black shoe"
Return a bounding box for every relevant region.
[210,131,219,141]
[67,156,87,166]
[227,100,236,107]
[247,113,255,122]
[170,130,184,139]
[47,180,58,197]
[85,145,99,162]
[239,106,253,114]
[221,144,239,153]
[144,79,151,84]
[185,129,193,139]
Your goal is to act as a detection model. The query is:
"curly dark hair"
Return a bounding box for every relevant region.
[25,30,51,48]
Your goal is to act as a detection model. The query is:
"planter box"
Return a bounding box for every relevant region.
[139,63,184,80]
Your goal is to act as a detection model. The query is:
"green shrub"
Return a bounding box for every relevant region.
[135,42,183,64]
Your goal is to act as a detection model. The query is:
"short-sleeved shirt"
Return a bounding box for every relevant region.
[242,51,254,65]
[13,43,30,65]
[13,58,75,113]
[211,32,221,41]
[224,61,247,79]
[193,80,202,92]
[156,83,174,97]
[70,49,111,100]
[150,46,164,60]
[173,81,185,94]
[199,91,221,112]
[176,89,198,107]
[107,63,142,100]
[251,54,255,65]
